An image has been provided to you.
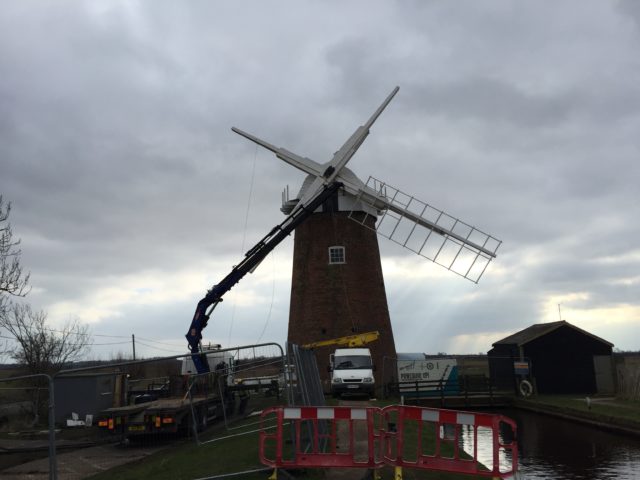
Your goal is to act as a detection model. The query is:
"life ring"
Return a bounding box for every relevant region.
[519,379,533,397]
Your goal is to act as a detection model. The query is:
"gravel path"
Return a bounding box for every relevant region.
[1,443,165,480]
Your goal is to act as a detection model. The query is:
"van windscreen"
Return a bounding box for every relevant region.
[334,355,372,370]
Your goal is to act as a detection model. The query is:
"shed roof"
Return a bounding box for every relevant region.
[492,320,613,348]
[397,352,425,361]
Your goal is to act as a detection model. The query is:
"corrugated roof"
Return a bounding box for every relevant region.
[492,320,613,347]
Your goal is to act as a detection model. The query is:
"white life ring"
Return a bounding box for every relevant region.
[519,379,533,397]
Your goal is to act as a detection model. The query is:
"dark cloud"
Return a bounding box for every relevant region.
[617,0,640,31]
[1,1,639,357]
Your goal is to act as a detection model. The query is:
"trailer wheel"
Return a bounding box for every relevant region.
[198,407,208,432]
[225,393,236,416]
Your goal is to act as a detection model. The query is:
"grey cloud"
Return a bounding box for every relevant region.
[617,0,640,31]
[2,0,639,356]
[410,78,580,128]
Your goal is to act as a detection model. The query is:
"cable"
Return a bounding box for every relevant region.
[135,336,185,347]
[3,323,185,347]
[256,249,276,343]
[134,339,185,354]
[227,143,258,346]
[332,213,358,333]
[0,322,129,338]
[85,332,129,339]
[0,334,129,346]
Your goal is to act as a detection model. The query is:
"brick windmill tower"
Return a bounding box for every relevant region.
[232,87,501,387]
[283,171,396,387]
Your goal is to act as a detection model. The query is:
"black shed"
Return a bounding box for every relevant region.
[54,373,120,424]
[488,320,614,394]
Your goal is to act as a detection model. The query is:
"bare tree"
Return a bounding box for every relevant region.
[1,196,92,371]
[1,303,92,374]
[1,195,30,315]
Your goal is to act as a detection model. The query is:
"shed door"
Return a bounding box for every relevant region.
[593,355,614,394]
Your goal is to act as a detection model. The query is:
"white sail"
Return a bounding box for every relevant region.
[232,86,500,283]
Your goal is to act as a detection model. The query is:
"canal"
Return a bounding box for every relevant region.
[464,408,640,479]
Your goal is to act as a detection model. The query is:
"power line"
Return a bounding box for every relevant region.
[1,322,193,349]
[0,322,129,338]
[85,332,130,339]
[134,339,185,353]
[135,336,185,347]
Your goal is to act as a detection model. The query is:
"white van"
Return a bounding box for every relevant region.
[329,348,375,398]
[181,349,235,386]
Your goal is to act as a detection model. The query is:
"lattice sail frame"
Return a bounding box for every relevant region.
[348,177,502,283]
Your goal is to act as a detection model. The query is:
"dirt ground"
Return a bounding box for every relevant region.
[1,442,166,480]
[326,399,374,480]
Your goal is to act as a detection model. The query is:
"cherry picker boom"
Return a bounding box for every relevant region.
[186,181,343,374]
[302,331,380,349]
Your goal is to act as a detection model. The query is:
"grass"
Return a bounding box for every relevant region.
[88,435,273,480]
[0,368,50,434]
[89,432,280,480]
[376,403,501,480]
[516,394,640,425]
[88,395,325,480]
[87,395,496,480]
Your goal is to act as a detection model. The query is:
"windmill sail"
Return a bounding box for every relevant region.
[232,86,501,283]
[232,86,400,215]
[323,86,399,184]
[348,176,501,283]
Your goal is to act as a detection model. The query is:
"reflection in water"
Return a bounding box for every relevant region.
[459,408,640,479]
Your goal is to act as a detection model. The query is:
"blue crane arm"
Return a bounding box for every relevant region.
[186,181,343,373]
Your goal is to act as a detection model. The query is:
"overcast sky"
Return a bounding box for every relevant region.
[2,1,639,360]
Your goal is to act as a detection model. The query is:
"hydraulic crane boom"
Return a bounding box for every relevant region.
[186,181,343,374]
[302,331,380,349]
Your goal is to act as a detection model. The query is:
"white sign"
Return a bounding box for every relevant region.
[397,359,457,392]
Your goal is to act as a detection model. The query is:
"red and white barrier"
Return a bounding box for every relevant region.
[260,405,383,469]
[259,404,518,478]
[381,405,518,478]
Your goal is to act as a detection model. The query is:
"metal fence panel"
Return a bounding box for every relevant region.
[0,342,286,480]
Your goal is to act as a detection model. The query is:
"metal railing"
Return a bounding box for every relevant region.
[0,342,287,480]
[0,373,57,480]
[387,377,500,407]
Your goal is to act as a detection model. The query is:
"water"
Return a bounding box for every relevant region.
[462,408,640,479]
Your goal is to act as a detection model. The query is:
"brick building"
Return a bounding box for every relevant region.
[287,201,397,389]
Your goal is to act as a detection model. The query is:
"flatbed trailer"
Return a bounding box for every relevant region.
[98,394,227,436]
[232,376,280,396]
[98,373,233,437]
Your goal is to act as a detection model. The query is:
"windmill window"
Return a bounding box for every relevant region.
[328,246,345,264]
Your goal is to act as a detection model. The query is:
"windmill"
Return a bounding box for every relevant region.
[232,86,501,385]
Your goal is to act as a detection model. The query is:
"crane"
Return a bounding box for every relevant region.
[185,181,343,374]
[302,331,380,349]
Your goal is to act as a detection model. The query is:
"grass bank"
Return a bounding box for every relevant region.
[515,394,640,436]
[87,412,303,480]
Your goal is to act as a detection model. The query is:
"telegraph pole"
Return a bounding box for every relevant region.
[132,334,136,360]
